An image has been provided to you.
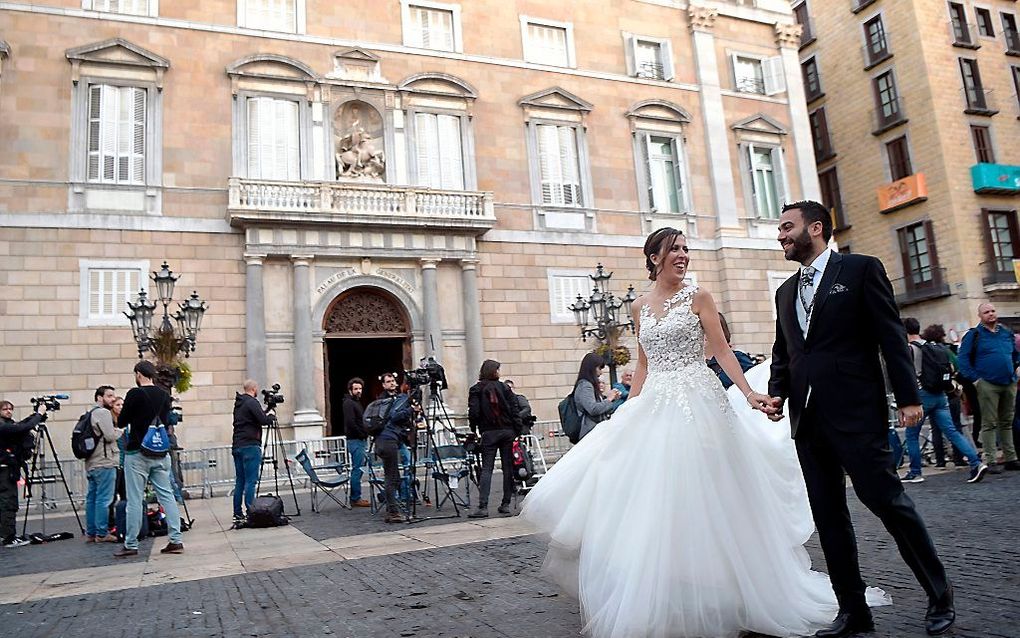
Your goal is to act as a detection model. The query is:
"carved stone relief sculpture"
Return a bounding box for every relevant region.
[334,100,386,181]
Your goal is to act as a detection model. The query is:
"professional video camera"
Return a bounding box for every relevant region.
[261,383,285,410]
[404,355,448,390]
[30,394,68,418]
[171,398,184,423]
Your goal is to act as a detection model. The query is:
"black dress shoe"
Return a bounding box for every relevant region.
[815,610,875,638]
[926,586,955,635]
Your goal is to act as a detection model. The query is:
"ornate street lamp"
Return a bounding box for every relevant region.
[568,263,636,386]
[124,262,208,364]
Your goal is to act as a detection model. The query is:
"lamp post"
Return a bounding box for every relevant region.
[125,262,208,365]
[567,263,637,386]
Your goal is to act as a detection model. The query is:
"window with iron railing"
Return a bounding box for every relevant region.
[976,8,995,37]
[959,57,992,112]
[818,167,847,230]
[809,107,835,162]
[793,1,815,47]
[1012,66,1020,113]
[872,70,904,130]
[949,2,976,47]
[898,221,940,290]
[1003,13,1020,54]
[863,15,891,67]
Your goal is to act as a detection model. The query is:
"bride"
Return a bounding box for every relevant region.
[520,227,887,638]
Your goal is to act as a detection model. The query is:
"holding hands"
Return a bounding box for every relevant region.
[743,390,781,417]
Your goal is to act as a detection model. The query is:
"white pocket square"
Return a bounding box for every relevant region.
[830,283,849,294]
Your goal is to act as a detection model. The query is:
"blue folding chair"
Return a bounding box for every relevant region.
[295,448,350,513]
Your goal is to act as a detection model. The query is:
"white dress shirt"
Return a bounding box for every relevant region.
[796,248,833,336]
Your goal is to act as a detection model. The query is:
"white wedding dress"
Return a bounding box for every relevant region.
[520,285,889,638]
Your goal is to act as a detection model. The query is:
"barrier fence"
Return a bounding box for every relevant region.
[20,421,573,511]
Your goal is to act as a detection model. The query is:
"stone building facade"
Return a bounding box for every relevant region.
[0,0,813,448]
[794,0,1020,336]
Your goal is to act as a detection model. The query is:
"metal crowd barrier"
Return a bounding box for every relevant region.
[23,424,575,510]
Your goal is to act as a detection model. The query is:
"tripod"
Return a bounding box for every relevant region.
[20,421,84,538]
[405,383,465,523]
[256,412,301,517]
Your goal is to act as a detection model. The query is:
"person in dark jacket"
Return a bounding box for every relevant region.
[504,379,536,434]
[231,380,274,523]
[342,377,370,507]
[114,360,181,558]
[0,399,46,547]
[468,360,524,518]
[373,376,417,524]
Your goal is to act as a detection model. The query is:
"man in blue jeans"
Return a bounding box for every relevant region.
[83,385,123,543]
[341,378,370,507]
[231,380,274,525]
[902,318,989,484]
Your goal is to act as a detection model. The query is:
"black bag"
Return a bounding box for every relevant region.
[363,397,396,436]
[247,494,289,528]
[558,393,582,444]
[115,499,149,540]
[70,407,102,460]
[912,342,955,394]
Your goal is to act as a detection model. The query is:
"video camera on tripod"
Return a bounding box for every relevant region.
[261,383,285,411]
[404,355,448,391]
[29,394,68,418]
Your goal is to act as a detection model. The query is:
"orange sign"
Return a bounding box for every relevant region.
[877,173,927,213]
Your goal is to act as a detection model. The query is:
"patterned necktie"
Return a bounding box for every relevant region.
[799,266,817,318]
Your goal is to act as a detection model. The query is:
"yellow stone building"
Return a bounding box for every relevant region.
[794,0,1020,337]
[0,0,817,447]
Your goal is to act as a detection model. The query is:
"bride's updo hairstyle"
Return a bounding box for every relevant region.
[643,227,684,281]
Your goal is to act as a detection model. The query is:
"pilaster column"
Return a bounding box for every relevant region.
[689,6,739,229]
[460,259,483,382]
[290,255,324,431]
[420,258,443,357]
[244,253,267,385]
[775,22,820,201]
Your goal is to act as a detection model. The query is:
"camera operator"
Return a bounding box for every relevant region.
[374,374,419,524]
[342,378,370,507]
[0,399,47,547]
[378,373,413,503]
[231,380,275,525]
[468,360,523,518]
[503,379,537,435]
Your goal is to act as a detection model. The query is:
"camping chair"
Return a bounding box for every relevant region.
[295,448,350,513]
[430,444,472,511]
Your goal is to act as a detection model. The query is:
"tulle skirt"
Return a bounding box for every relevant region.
[520,362,889,638]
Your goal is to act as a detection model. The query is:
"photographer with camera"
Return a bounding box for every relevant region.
[0,399,47,547]
[373,374,419,523]
[468,360,523,518]
[231,380,275,525]
[114,360,182,558]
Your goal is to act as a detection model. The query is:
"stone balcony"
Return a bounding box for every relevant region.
[227,178,497,233]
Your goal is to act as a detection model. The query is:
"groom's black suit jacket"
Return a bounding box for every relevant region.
[769,252,919,437]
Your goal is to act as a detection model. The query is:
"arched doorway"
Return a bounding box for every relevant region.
[322,287,412,436]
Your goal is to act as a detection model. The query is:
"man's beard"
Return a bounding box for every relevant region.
[786,228,814,263]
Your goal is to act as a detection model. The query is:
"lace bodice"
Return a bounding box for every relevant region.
[638,285,705,374]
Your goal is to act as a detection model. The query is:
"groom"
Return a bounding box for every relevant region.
[766,201,954,637]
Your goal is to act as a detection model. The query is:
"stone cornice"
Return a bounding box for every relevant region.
[688,6,719,33]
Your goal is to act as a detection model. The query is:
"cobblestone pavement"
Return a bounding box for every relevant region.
[1,469,1017,638]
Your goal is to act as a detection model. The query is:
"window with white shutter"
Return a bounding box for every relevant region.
[761,56,787,96]
[524,20,572,67]
[747,144,784,219]
[88,0,150,15]
[733,54,785,95]
[78,260,149,327]
[643,135,685,214]
[414,112,464,190]
[537,124,582,206]
[246,96,301,181]
[86,84,146,185]
[627,36,673,81]
[408,5,455,50]
[244,0,297,32]
[547,271,592,323]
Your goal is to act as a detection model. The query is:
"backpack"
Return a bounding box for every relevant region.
[912,342,955,394]
[139,391,172,458]
[558,393,583,444]
[247,494,289,528]
[511,439,535,483]
[363,397,396,436]
[71,407,102,460]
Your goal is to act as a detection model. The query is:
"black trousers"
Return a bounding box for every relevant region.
[0,466,19,541]
[796,407,949,609]
[374,438,402,514]
[477,429,516,509]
